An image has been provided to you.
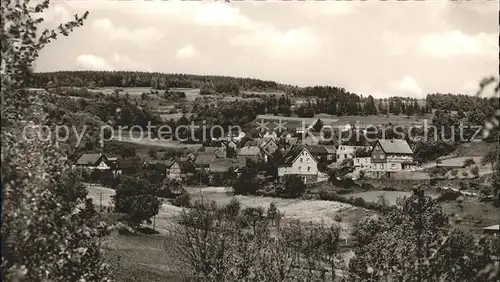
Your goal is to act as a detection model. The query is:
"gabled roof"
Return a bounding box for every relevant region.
[244,139,261,147]
[76,153,106,166]
[194,153,216,167]
[238,146,261,156]
[376,139,413,155]
[236,156,249,167]
[278,146,317,166]
[199,146,223,154]
[324,146,337,154]
[209,158,240,173]
[286,137,299,146]
[307,145,328,155]
[118,157,145,169]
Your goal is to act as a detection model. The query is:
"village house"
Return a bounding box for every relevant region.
[221,140,238,150]
[277,146,320,184]
[209,158,241,174]
[165,158,195,181]
[262,131,278,141]
[199,146,226,158]
[74,153,109,170]
[306,145,329,163]
[165,159,182,181]
[336,145,364,164]
[324,146,337,162]
[259,139,279,160]
[237,145,263,163]
[117,156,146,175]
[194,153,216,170]
[59,155,72,171]
[352,147,372,177]
[370,139,415,179]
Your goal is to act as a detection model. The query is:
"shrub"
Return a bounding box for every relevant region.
[172,190,191,207]
[113,176,160,228]
[463,158,476,167]
[168,200,341,281]
[461,171,469,177]
[281,175,306,198]
[334,214,342,222]
[471,166,480,178]
[436,190,460,202]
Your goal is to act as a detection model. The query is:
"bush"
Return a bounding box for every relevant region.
[461,171,469,177]
[171,190,191,207]
[463,158,476,167]
[471,166,480,178]
[113,176,160,228]
[436,189,460,202]
[168,200,341,281]
[281,175,306,198]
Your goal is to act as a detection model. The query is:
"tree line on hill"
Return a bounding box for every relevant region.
[29,71,280,91]
[32,72,500,119]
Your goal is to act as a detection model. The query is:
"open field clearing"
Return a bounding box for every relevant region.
[105,232,183,282]
[241,90,286,96]
[344,190,414,205]
[451,141,497,157]
[315,114,431,126]
[185,187,357,238]
[441,200,500,234]
[159,113,192,121]
[87,185,182,232]
[112,133,202,150]
[167,87,200,101]
[88,87,154,96]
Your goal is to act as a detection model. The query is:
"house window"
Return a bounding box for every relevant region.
[307,167,311,172]
[379,164,383,169]
[298,166,302,172]
[391,164,396,170]
[300,158,303,163]
[307,158,310,163]
[356,159,359,163]
[380,154,385,159]
[344,154,347,159]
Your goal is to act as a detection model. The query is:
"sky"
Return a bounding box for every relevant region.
[36,0,498,98]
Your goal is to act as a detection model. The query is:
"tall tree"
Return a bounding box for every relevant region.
[1,1,113,281]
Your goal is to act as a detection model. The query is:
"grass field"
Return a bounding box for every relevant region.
[441,200,500,234]
[105,232,183,282]
[254,114,431,132]
[185,187,357,238]
[344,190,414,205]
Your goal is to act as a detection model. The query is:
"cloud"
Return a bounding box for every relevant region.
[176,44,200,59]
[41,4,72,23]
[230,27,322,60]
[193,3,255,29]
[92,18,163,45]
[417,30,496,57]
[76,54,113,71]
[389,76,423,97]
[300,2,360,16]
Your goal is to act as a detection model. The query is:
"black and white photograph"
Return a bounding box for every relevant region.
[1,0,499,281]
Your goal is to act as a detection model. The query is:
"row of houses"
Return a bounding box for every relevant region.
[71,134,416,184]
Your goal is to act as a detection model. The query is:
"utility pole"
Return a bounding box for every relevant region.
[99,192,103,212]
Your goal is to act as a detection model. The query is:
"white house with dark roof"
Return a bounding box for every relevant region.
[277,146,320,184]
[336,145,364,164]
[370,139,415,178]
[237,145,263,163]
[74,153,109,170]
